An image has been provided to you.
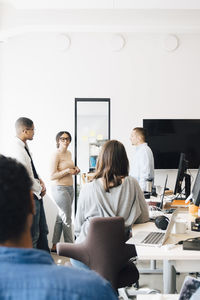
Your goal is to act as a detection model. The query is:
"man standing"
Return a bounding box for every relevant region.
[12,117,49,251]
[0,155,118,300]
[130,127,154,191]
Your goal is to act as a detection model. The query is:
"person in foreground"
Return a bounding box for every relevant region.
[130,127,154,191]
[50,131,80,252]
[73,140,149,268]
[0,155,118,300]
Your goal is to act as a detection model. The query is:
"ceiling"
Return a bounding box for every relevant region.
[1,0,200,41]
[1,0,200,10]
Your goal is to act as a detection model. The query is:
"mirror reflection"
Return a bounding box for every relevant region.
[74,99,110,211]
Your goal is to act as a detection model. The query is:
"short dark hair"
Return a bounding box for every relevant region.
[55,131,72,148]
[0,155,32,243]
[93,140,129,192]
[133,127,146,141]
[15,117,33,134]
[15,117,33,129]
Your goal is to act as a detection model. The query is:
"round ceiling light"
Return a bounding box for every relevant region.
[110,34,126,52]
[57,34,71,51]
[164,34,179,52]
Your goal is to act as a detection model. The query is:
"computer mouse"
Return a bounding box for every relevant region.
[155,215,169,230]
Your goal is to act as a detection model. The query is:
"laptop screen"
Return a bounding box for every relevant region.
[159,175,168,210]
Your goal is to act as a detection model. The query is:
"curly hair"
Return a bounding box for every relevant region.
[0,155,32,243]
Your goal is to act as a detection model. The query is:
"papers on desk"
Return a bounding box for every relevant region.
[164,194,177,201]
[146,196,161,208]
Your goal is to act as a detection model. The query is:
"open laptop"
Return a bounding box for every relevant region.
[159,174,168,210]
[132,208,179,247]
[148,175,169,218]
[146,175,168,210]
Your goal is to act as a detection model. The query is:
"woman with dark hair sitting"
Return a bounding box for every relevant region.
[73,140,149,268]
[50,131,80,252]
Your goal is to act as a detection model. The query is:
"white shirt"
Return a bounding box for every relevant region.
[11,137,42,199]
[130,143,154,191]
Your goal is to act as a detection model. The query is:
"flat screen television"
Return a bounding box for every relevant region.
[143,119,200,169]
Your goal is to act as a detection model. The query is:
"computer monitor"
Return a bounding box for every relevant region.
[191,166,200,206]
[174,153,191,199]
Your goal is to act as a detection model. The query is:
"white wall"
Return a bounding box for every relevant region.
[1,9,200,244]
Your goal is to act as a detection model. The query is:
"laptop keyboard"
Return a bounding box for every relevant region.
[142,232,165,244]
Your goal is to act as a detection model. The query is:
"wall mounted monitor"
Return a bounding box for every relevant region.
[143,119,200,169]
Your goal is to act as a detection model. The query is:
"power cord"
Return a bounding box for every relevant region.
[176,237,200,245]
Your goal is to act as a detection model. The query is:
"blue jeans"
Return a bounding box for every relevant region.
[31,195,49,252]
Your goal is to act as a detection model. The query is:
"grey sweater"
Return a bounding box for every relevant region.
[75,176,149,243]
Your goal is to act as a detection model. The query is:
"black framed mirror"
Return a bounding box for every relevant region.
[74,98,110,213]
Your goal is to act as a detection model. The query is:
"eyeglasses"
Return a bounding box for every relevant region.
[60,137,70,142]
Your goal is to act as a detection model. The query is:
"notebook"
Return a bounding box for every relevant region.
[171,199,189,207]
[132,209,178,247]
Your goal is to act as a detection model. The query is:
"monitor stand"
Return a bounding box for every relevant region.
[175,194,187,200]
[175,173,191,200]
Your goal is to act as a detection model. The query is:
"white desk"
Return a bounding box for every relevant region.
[129,211,200,294]
[137,295,179,300]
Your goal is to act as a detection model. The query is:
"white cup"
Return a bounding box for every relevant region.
[175,219,187,234]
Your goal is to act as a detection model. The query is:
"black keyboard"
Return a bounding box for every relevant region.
[142,232,165,244]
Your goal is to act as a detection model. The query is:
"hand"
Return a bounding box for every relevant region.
[75,166,80,174]
[39,179,46,197]
[40,189,46,197]
[66,168,77,175]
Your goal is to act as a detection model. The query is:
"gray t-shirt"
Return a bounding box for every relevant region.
[75,176,149,243]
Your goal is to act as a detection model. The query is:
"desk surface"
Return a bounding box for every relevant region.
[147,195,189,209]
[137,295,179,300]
[130,212,200,261]
[131,211,200,294]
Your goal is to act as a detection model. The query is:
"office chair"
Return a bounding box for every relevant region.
[57,216,139,293]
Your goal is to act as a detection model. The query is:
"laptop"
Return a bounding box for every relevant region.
[132,208,178,247]
[149,175,171,218]
[159,174,168,210]
[147,175,168,209]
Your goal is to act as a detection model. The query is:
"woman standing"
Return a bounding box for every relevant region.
[50,131,80,252]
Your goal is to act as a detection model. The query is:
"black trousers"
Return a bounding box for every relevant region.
[31,195,50,252]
